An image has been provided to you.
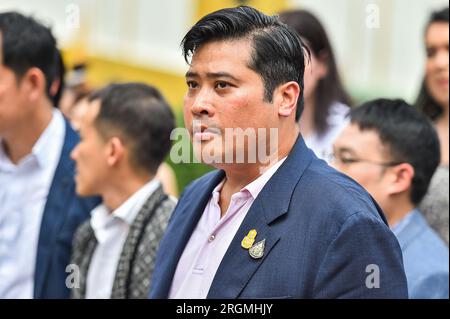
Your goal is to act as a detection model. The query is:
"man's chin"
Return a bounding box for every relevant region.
[75,185,95,197]
[193,146,225,164]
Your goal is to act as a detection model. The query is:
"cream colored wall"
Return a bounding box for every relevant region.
[288,0,448,103]
[1,0,447,105]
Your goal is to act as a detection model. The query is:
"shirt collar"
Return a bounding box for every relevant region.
[31,109,65,168]
[113,178,160,225]
[0,142,12,172]
[91,178,161,234]
[211,157,287,201]
[243,157,287,199]
[390,208,418,236]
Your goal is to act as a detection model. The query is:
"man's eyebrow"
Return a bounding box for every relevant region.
[336,147,357,155]
[185,71,239,82]
[185,71,198,78]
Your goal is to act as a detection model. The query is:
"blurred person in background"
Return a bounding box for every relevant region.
[156,162,178,198]
[333,99,449,299]
[59,63,91,118]
[69,95,92,131]
[415,7,449,245]
[70,83,176,299]
[61,65,179,197]
[66,89,178,197]
[0,12,99,298]
[279,9,352,162]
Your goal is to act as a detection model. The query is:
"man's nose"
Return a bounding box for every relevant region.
[434,49,449,69]
[190,90,215,117]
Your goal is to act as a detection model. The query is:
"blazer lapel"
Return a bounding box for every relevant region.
[207,199,281,298]
[150,170,225,298]
[34,121,78,298]
[207,136,314,298]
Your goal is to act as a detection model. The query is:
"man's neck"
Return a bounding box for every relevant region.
[102,172,154,212]
[442,102,449,121]
[383,197,415,228]
[218,130,299,216]
[2,102,53,165]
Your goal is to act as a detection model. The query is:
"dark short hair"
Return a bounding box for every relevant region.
[415,7,449,121]
[181,6,309,120]
[349,99,440,205]
[428,6,449,26]
[279,10,353,134]
[89,83,175,174]
[0,12,59,99]
[52,50,66,107]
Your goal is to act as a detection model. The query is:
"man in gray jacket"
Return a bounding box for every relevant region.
[70,83,176,298]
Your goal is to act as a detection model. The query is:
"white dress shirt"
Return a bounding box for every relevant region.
[85,179,160,299]
[0,109,65,298]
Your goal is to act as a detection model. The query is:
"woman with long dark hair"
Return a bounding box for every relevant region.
[416,7,449,245]
[279,9,352,162]
[416,7,449,166]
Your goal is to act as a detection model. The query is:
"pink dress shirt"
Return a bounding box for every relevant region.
[169,158,286,298]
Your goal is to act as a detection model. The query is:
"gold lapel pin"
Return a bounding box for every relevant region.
[249,239,265,259]
[241,229,257,249]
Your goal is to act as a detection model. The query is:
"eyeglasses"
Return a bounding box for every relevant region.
[331,153,403,167]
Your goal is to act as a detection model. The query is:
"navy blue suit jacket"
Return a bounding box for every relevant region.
[150,136,408,299]
[33,120,100,298]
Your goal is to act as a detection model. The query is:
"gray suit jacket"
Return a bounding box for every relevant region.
[70,185,176,298]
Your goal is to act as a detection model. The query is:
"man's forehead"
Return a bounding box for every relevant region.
[188,39,253,70]
[195,38,253,54]
[87,99,101,117]
[340,123,388,154]
[81,99,101,126]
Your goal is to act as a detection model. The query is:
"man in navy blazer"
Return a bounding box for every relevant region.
[0,12,99,298]
[33,120,99,299]
[149,6,408,299]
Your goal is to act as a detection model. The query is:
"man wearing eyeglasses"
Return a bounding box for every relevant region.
[333,98,449,299]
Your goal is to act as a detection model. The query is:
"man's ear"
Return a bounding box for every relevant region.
[20,67,47,102]
[275,81,300,117]
[106,137,125,167]
[386,163,415,196]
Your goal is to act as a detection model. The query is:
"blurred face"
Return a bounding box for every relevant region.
[183,39,279,168]
[425,22,449,108]
[70,97,90,131]
[70,100,109,196]
[332,124,393,208]
[59,89,76,119]
[0,34,27,136]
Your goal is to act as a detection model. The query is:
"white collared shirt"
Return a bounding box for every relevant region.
[85,179,160,299]
[0,109,65,298]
